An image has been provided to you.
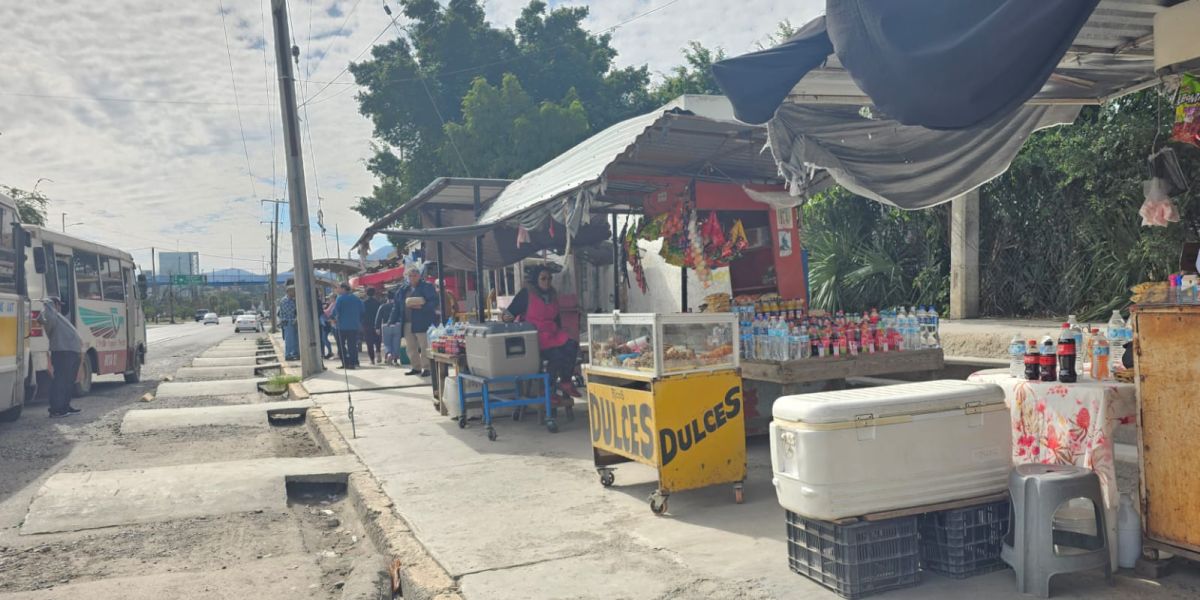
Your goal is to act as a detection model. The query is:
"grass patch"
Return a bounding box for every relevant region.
[267,374,301,388]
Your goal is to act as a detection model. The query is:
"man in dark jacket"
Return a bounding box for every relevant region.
[389,265,439,376]
[361,287,383,365]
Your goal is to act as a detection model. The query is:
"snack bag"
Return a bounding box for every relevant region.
[1171,73,1200,148]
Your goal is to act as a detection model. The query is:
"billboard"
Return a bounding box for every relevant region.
[159,252,199,277]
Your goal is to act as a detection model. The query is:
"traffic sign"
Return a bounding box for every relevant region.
[170,274,207,285]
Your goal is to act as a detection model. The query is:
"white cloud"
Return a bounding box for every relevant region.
[0,1,820,274]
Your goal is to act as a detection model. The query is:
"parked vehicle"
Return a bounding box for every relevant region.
[202,312,219,325]
[234,314,263,333]
[24,226,147,395]
[0,193,31,423]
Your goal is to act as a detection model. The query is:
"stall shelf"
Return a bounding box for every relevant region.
[1133,304,1200,562]
[426,350,466,415]
[586,312,745,514]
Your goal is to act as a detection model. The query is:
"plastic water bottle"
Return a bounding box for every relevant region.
[927,306,940,348]
[1107,310,1126,374]
[1117,493,1142,569]
[799,326,811,359]
[915,306,928,345]
[777,319,790,361]
[1008,335,1025,378]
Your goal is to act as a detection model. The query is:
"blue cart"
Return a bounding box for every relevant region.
[457,372,556,441]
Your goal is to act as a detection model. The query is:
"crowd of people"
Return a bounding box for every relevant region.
[275,262,582,401]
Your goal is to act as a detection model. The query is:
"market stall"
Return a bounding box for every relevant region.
[585,312,745,514]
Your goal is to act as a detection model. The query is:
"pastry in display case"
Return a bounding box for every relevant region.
[587,313,738,378]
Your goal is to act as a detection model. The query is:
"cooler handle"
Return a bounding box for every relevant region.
[505,337,525,357]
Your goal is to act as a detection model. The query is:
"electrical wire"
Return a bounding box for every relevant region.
[300,15,395,106]
[218,0,259,200]
[260,0,279,199]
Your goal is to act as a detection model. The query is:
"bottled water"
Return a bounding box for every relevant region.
[1008,335,1025,378]
[1106,310,1126,373]
[799,325,811,359]
[927,306,940,348]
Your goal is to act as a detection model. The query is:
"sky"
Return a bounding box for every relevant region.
[0,0,822,276]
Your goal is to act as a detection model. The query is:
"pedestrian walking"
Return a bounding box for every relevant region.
[38,297,82,418]
[278,286,299,360]
[330,283,364,369]
[361,287,383,365]
[389,263,438,377]
[318,291,334,359]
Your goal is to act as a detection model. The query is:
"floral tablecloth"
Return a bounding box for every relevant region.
[969,369,1136,566]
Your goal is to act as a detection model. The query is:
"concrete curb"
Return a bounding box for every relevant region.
[272,333,464,600]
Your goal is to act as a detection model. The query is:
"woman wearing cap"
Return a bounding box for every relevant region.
[503,265,581,399]
[389,264,439,376]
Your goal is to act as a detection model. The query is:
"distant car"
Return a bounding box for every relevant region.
[234,314,263,333]
[195,309,211,322]
[231,309,244,325]
[202,312,219,325]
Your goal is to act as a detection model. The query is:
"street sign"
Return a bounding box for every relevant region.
[170,274,207,285]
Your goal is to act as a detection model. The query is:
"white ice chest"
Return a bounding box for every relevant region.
[770,380,1011,521]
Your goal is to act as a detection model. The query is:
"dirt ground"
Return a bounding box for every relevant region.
[0,328,386,599]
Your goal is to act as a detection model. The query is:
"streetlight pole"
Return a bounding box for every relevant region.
[261,198,284,333]
[271,0,322,376]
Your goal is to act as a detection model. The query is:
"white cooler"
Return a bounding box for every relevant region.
[770,380,1010,521]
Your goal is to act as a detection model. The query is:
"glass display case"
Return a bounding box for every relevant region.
[587,312,739,378]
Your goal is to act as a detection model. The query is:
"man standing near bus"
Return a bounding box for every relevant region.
[39,296,82,418]
[278,285,299,361]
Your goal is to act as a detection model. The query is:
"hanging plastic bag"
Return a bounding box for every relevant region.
[1139,177,1180,227]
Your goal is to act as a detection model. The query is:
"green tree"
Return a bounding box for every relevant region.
[443,74,589,179]
[0,185,49,226]
[651,42,725,105]
[349,0,652,225]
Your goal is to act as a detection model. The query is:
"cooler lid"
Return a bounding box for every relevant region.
[772,380,1006,424]
[466,322,537,336]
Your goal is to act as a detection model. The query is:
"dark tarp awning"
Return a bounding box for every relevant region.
[768,103,1081,209]
[713,0,1167,129]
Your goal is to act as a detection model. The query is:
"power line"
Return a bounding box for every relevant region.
[0,91,269,107]
[300,15,397,106]
[260,0,279,197]
[307,0,364,77]
[218,0,258,199]
[296,2,327,238]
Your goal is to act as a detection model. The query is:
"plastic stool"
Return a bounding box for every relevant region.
[1001,464,1112,597]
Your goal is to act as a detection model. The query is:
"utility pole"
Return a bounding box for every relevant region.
[261,198,284,332]
[151,247,158,322]
[335,224,341,263]
[271,0,322,376]
[61,212,65,232]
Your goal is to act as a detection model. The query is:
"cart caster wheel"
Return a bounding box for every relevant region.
[599,470,615,487]
[457,416,467,429]
[512,408,522,422]
[487,427,497,441]
[734,484,745,504]
[545,419,558,433]
[649,492,668,515]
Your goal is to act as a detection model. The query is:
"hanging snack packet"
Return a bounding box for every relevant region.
[1171,73,1200,148]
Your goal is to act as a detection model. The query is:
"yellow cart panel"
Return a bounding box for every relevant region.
[585,367,746,514]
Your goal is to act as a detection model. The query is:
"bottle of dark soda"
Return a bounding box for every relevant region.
[1039,336,1057,382]
[1057,323,1077,383]
[1024,339,1040,381]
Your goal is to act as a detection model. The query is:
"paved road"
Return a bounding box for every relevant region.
[0,322,235,517]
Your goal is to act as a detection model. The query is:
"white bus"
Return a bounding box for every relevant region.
[25,226,146,396]
[0,194,30,422]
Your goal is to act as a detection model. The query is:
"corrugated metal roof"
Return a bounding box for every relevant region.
[788,0,1174,105]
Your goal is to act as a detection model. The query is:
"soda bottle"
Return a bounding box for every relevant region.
[1092,335,1110,381]
[1039,336,1057,382]
[1008,335,1025,378]
[1057,323,1077,383]
[1024,339,1040,381]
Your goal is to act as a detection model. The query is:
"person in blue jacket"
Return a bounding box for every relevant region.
[330,282,365,369]
[389,264,439,377]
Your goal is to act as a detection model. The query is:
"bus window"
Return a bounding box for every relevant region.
[56,255,74,322]
[74,251,103,301]
[43,244,59,297]
[0,207,17,294]
[101,257,125,301]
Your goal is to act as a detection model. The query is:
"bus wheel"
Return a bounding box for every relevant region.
[74,357,93,397]
[124,352,142,383]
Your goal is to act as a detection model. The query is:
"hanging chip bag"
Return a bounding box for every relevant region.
[1171,73,1200,148]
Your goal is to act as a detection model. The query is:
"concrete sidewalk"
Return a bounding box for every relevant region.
[275,334,1200,600]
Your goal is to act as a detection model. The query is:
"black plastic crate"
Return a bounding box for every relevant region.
[918,499,1011,578]
[786,511,921,599]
